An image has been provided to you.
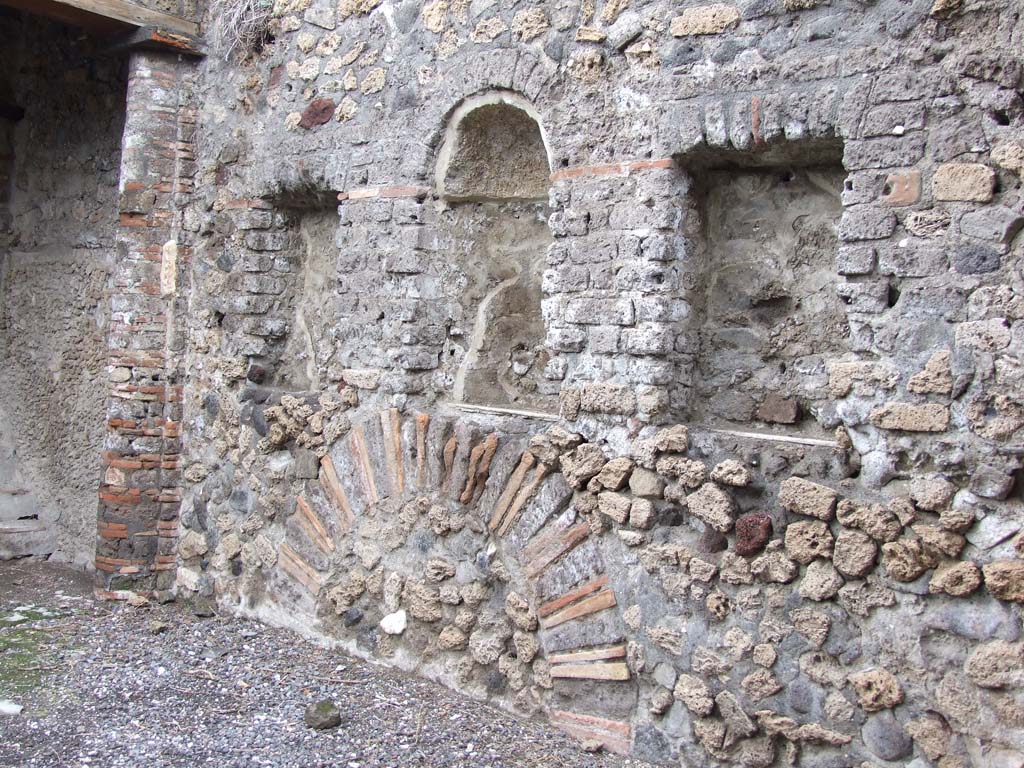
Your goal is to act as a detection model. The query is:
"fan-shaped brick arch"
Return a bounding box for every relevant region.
[270,407,638,753]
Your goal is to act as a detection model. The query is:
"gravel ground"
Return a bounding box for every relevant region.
[0,560,653,768]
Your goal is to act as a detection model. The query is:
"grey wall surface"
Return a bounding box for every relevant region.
[0,15,126,566]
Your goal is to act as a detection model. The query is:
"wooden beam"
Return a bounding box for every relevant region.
[105,25,205,57]
[0,0,198,37]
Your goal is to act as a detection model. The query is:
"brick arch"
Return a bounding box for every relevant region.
[398,48,561,181]
[274,407,639,754]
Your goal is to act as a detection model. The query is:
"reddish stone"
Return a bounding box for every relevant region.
[757,394,799,424]
[299,99,336,129]
[735,512,773,556]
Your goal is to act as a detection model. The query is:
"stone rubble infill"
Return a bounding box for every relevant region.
[0,561,652,768]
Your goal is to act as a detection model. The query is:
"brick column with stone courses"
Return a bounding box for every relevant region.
[95,51,196,597]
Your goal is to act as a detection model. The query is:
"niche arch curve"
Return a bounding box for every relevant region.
[434,90,553,202]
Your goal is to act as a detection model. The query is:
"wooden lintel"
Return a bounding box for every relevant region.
[106,25,205,57]
[0,0,199,37]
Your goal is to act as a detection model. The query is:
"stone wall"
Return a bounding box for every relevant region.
[0,14,126,565]
[172,0,1024,765]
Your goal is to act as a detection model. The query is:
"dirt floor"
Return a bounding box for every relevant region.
[0,560,652,768]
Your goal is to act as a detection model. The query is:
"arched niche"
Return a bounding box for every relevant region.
[435,92,552,202]
[435,92,558,414]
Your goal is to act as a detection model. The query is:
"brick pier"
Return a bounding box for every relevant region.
[95,52,196,597]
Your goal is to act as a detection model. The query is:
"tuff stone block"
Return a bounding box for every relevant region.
[932,163,996,202]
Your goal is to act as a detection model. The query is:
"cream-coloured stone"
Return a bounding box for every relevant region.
[799,560,844,601]
[908,351,954,395]
[881,538,933,582]
[827,360,900,397]
[906,713,951,760]
[623,604,642,630]
[580,383,636,415]
[751,542,799,583]
[670,4,741,35]
[784,520,834,564]
[403,580,442,622]
[619,530,645,547]
[421,0,447,32]
[601,0,630,22]
[824,691,855,722]
[424,557,456,582]
[333,96,358,121]
[178,530,209,560]
[910,474,957,511]
[629,467,664,498]
[629,497,657,529]
[468,627,508,665]
[360,67,386,94]
[929,560,982,596]
[337,0,382,20]
[594,456,633,490]
[870,402,950,432]
[649,624,685,655]
[849,668,903,711]
[652,425,689,452]
[656,455,707,487]
[296,32,316,53]
[742,669,783,701]
[833,529,878,578]
[315,32,341,55]
[471,16,508,42]
[955,319,1012,351]
[753,643,777,667]
[983,560,1024,602]
[561,444,606,488]
[253,534,277,567]
[298,57,321,81]
[689,557,718,582]
[929,0,962,16]
[791,607,831,647]
[720,551,753,585]
[686,482,736,532]
[650,686,674,715]
[912,524,966,558]
[779,476,838,520]
[932,163,996,202]
[964,641,1024,689]
[836,500,902,542]
[438,625,467,650]
[992,141,1024,175]
[598,491,631,524]
[513,631,539,663]
[673,673,714,715]
[504,591,538,631]
[511,7,549,41]
[219,533,242,560]
[723,627,754,659]
[710,459,752,487]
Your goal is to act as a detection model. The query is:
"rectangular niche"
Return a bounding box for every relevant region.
[689,164,847,433]
[234,203,337,392]
[446,200,558,413]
